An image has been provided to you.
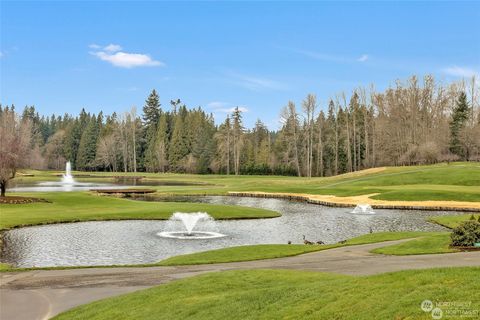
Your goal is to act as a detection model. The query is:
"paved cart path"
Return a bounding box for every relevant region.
[1,240,479,320]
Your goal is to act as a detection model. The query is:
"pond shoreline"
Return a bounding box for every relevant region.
[228,192,480,212]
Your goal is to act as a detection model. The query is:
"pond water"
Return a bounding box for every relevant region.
[0,196,459,268]
[7,178,205,192]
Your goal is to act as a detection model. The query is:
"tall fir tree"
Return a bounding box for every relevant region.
[76,115,100,170]
[168,106,190,171]
[449,92,470,159]
[143,90,162,171]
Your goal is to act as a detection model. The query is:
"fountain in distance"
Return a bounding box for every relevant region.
[61,161,75,184]
[158,212,226,239]
[351,203,375,215]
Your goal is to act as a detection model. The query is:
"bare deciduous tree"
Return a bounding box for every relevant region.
[0,110,32,196]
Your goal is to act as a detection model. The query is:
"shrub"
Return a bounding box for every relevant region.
[450,220,480,247]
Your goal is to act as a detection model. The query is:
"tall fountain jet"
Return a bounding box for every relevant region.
[61,161,75,184]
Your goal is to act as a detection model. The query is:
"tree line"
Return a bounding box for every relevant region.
[1,75,479,190]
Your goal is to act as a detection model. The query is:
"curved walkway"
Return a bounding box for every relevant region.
[1,240,480,320]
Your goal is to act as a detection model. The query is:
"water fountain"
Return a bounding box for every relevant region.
[61,161,75,184]
[351,203,375,215]
[158,212,226,239]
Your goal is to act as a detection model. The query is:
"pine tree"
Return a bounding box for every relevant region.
[63,119,82,168]
[143,90,162,171]
[449,92,470,159]
[143,89,161,128]
[154,114,170,172]
[168,107,190,171]
[231,107,245,175]
[76,115,100,170]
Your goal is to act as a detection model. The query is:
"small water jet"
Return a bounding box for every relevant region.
[158,212,226,239]
[61,161,75,184]
[351,204,375,215]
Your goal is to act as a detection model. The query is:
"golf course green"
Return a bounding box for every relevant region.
[52,267,480,320]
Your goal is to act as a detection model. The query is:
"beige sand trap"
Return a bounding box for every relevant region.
[228,191,480,211]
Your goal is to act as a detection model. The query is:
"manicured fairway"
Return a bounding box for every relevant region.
[158,232,450,265]
[430,214,480,229]
[53,267,480,320]
[0,192,279,230]
[372,232,455,255]
[16,162,480,202]
[158,244,341,266]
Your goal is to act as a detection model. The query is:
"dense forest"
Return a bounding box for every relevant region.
[1,75,479,178]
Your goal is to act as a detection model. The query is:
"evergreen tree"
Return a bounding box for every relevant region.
[231,107,245,175]
[76,115,100,170]
[143,89,161,128]
[63,119,82,168]
[449,92,470,159]
[168,107,190,171]
[143,90,162,171]
[154,114,170,172]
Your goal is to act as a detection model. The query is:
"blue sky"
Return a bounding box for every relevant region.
[1,1,479,128]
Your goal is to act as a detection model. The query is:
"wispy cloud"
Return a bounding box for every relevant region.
[89,44,164,68]
[357,54,369,62]
[206,101,249,113]
[292,49,348,63]
[207,101,229,109]
[442,66,479,78]
[288,47,370,64]
[104,44,122,52]
[218,106,249,113]
[227,72,287,91]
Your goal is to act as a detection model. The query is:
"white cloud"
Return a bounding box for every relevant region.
[207,101,248,113]
[218,106,249,113]
[207,101,229,109]
[89,44,101,49]
[104,44,122,52]
[357,54,369,62]
[442,66,479,78]
[287,47,370,64]
[89,44,164,68]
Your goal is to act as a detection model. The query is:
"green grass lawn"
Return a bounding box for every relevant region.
[0,192,279,230]
[158,232,445,266]
[53,267,480,320]
[430,214,480,229]
[158,244,341,266]
[15,162,480,202]
[0,232,452,272]
[372,232,455,255]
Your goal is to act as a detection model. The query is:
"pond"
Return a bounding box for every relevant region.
[7,178,206,192]
[0,196,459,268]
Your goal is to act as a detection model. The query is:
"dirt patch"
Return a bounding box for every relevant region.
[0,196,50,204]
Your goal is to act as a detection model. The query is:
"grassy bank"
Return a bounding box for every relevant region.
[15,162,480,202]
[372,232,455,255]
[0,192,279,230]
[0,232,454,272]
[430,214,480,228]
[53,267,480,320]
[158,244,341,266]
[158,232,449,266]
